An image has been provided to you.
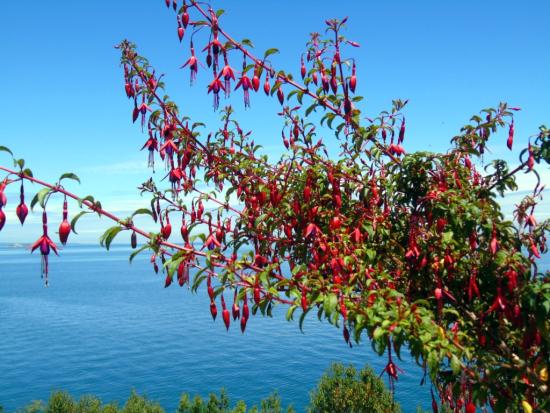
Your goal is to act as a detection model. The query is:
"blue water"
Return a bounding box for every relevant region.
[0,244,433,412]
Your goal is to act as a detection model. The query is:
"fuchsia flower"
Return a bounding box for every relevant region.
[207,76,225,110]
[181,47,199,84]
[219,63,236,96]
[203,38,225,66]
[31,211,59,286]
[234,74,252,108]
[141,135,158,169]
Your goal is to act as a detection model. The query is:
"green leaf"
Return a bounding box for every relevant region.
[30,188,51,211]
[129,245,149,263]
[323,293,338,316]
[70,211,91,234]
[99,226,123,250]
[131,208,153,218]
[0,146,13,156]
[22,168,33,178]
[305,104,317,117]
[59,173,81,184]
[450,354,461,374]
[78,195,95,208]
[286,305,297,321]
[263,48,279,58]
[216,8,225,17]
[241,38,254,48]
[373,326,385,340]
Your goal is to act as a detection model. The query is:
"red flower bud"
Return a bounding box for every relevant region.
[507,120,514,150]
[210,301,217,320]
[0,209,5,231]
[181,9,189,28]
[16,203,28,225]
[242,297,249,319]
[252,75,260,92]
[398,118,405,144]
[263,76,270,95]
[277,87,284,105]
[161,223,172,239]
[222,308,230,330]
[240,315,248,333]
[330,76,338,94]
[59,219,71,245]
[131,231,137,249]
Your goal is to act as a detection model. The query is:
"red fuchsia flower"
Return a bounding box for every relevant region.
[141,135,158,169]
[205,233,221,250]
[207,76,225,110]
[234,73,252,108]
[203,38,225,66]
[159,138,178,164]
[181,47,199,84]
[31,211,59,286]
[166,167,183,194]
[219,62,236,95]
[137,98,152,131]
[124,81,135,98]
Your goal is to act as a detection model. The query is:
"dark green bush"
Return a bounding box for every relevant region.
[308,363,401,413]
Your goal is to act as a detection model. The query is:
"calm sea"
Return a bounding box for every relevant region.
[6,243,537,412]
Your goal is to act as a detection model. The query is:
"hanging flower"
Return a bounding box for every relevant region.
[31,211,59,286]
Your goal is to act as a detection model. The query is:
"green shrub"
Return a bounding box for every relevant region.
[307,363,401,413]
[120,391,164,413]
[10,366,400,413]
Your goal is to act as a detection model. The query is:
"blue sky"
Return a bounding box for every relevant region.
[0,0,549,244]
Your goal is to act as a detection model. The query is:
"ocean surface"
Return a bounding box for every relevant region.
[4,242,532,413]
